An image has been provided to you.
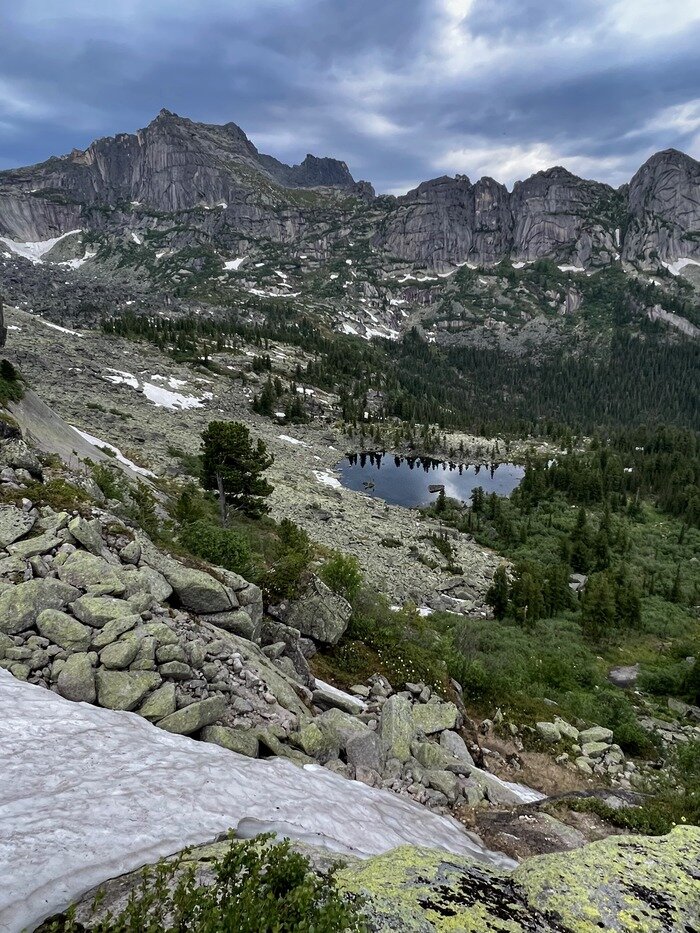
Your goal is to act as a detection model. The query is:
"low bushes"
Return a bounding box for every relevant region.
[39,834,363,932]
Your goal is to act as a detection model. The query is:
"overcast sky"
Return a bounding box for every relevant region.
[1,0,699,193]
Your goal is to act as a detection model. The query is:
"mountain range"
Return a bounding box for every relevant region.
[0,109,698,271]
[0,110,698,353]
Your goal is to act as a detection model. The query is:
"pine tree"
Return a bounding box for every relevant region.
[581,572,616,640]
[486,565,509,620]
[201,421,274,522]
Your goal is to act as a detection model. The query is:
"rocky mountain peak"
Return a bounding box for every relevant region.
[623,147,700,265]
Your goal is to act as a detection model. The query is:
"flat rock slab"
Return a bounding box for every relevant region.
[0,670,506,933]
[0,505,35,548]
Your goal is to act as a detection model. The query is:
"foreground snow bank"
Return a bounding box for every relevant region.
[0,672,511,932]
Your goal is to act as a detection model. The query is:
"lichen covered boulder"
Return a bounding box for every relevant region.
[284,576,351,645]
[516,825,700,932]
[0,579,80,634]
[412,699,459,735]
[338,826,700,932]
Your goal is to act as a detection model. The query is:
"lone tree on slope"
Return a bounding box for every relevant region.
[201,421,273,523]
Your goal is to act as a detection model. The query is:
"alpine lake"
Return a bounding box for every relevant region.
[336,453,525,508]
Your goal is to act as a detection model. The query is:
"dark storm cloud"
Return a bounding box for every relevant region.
[0,0,699,190]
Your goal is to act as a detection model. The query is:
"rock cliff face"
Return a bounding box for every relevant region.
[0,111,698,272]
[375,166,624,269]
[374,175,512,267]
[623,148,700,265]
[510,167,619,266]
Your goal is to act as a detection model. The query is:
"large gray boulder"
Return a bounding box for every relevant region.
[57,552,125,596]
[95,670,161,710]
[137,535,235,613]
[439,730,474,766]
[67,516,104,556]
[36,609,91,652]
[91,615,140,649]
[202,609,259,642]
[0,579,80,634]
[99,633,141,670]
[57,652,96,703]
[346,731,383,773]
[0,505,35,547]
[379,694,415,762]
[8,531,62,560]
[316,708,371,749]
[579,726,614,745]
[137,682,177,721]
[157,696,227,735]
[284,577,351,645]
[412,699,459,735]
[1,439,43,479]
[70,596,137,628]
[201,724,259,757]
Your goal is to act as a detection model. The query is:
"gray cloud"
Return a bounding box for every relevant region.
[0,0,699,190]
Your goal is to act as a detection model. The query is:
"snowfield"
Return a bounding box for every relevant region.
[142,382,213,410]
[0,229,83,264]
[72,427,156,477]
[101,368,213,410]
[0,671,511,932]
[662,257,700,276]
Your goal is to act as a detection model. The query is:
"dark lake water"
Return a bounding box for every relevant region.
[337,453,525,508]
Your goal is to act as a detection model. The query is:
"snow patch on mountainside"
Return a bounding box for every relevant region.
[661,257,700,277]
[101,368,213,410]
[142,383,213,410]
[0,670,507,932]
[0,229,83,263]
[71,427,156,477]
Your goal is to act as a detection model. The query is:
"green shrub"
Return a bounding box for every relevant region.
[336,592,449,691]
[320,553,363,604]
[565,797,674,836]
[89,462,126,501]
[259,520,313,600]
[560,687,655,757]
[180,520,252,577]
[0,358,23,405]
[2,479,90,513]
[40,834,363,932]
[173,483,216,526]
[123,482,160,539]
[637,663,690,698]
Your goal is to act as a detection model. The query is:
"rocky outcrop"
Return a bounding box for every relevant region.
[623,149,700,266]
[0,109,368,243]
[510,167,619,266]
[337,826,700,931]
[375,166,622,270]
[53,826,700,932]
[373,175,512,268]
